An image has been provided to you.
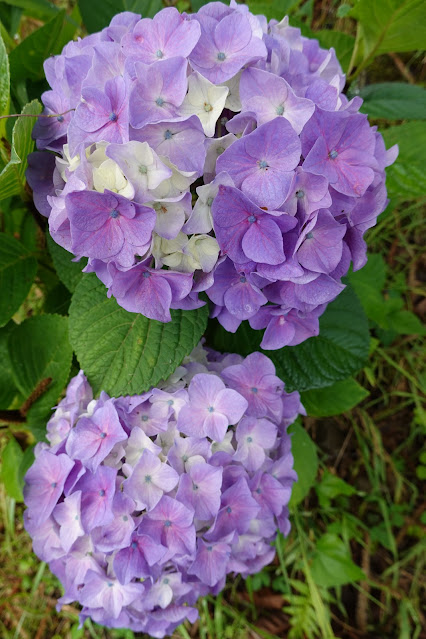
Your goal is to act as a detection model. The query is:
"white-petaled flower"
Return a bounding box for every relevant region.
[92,158,134,198]
[149,158,198,199]
[106,141,172,201]
[184,171,234,234]
[203,136,237,184]
[153,232,219,273]
[151,192,191,240]
[222,72,242,112]
[180,72,229,137]
[55,144,80,181]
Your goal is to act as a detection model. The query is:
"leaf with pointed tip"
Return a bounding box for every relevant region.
[0,234,37,327]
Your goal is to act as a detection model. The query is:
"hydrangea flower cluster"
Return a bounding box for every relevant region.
[27,1,397,349]
[24,344,301,637]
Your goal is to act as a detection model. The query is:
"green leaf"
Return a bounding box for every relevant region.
[69,273,209,396]
[0,322,21,410]
[0,437,24,501]
[382,121,426,201]
[348,254,387,325]
[9,10,74,81]
[206,285,370,392]
[0,33,10,138]
[0,100,41,200]
[273,286,370,392]
[247,0,299,21]
[358,83,426,120]
[315,470,356,509]
[0,0,59,20]
[17,444,35,490]
[315,30,355,73]
[387,309,425,336]
[311,533,365,588]
[47,232,86,293]
[288,422,318,507]
[7,314,73,439]
[350,0,426,59]
[301,377,369,417]
[0,234,37,327]
[78,0,161,33]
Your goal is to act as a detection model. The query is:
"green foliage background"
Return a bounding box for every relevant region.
[0,1,424,638]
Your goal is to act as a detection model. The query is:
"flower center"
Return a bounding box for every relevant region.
[192,483,199,491]
[110,209,119,218]
[258,160,268,169]
[167,399,174,406]
[100,432,106,439]
[251,387,258,393]
[142,272,151,278]
[156,49,163,59]
[217,52,226,61]
[139,164,148,174]
[57,115,64,123]
[216,146,224,155]
[239,276,247,283]
[276,104,284,116]
[99,489,105,497]
[156,97,164,107]
[206,197,214,207]
[144,475,152,483]
[109,112,118,122]
[131,541,138,549]
[246,436,253,443]
[296,190,305,199]
[329,149,338,159]
[226,506,232,514]
[248,215,256,224]
[306,231,314,239]
[164,520,172,527]
[164,129,173,140]
[203,102,213,112]
[207,406,214,413]
[51,482,57,488]
[142,414,149,420]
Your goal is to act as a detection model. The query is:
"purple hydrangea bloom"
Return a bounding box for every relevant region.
[24,344,300,636]
[29,2,396,349]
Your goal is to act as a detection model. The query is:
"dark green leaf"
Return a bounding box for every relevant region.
[44,282,71,316]
[0,322,21,409]
[69,273,209,396]
[311,533,365,587]
[17,444,35,490]
[288,422,318,507]
[0,0,59,21]
[348,254,387,325]
[315,470,357,508]
[301,377,369,417]
[78,0,161,33]
[0,234,37,327]
[206,286,370,392]
[272,286,370,392]
[7,314,73,439]
[315,30,355,73]
[382,121,426,201]
[350,0,426,58]
[358,83,426,120]
[247,0,299,21]
[0,437,24,501]
[9,10,73,81]
[0,100,41,200]
[47,233,86,293]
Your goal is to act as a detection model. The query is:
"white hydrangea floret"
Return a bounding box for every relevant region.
[180,72,229,137]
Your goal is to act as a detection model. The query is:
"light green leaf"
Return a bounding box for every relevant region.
[311,533,365,588]
[315,30,355,73]
[7,314,73,440]
[350,0,426,59]
[358,83,426,120]
[301,377,369,417]
[315,470,357,509]
[0,100,41,201]
[387,310,425,336]
[47,233,86,293]
[69,273,209,396]
[9,10,73,81]
[78,0,161,33]
[0,234,37,327]
[288,422,318,507]
[0,437,24,501]
[382,121,426,201]
[0,33,10,139]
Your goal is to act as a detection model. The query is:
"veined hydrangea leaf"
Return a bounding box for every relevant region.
[47,232,86,293]
[78,0,162,33]
[358,83,426,120]
[7,314,73,440]
[69,273,209,396]
[288,422,318,507]
[301,377,369,417]
[0,234,37,327]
